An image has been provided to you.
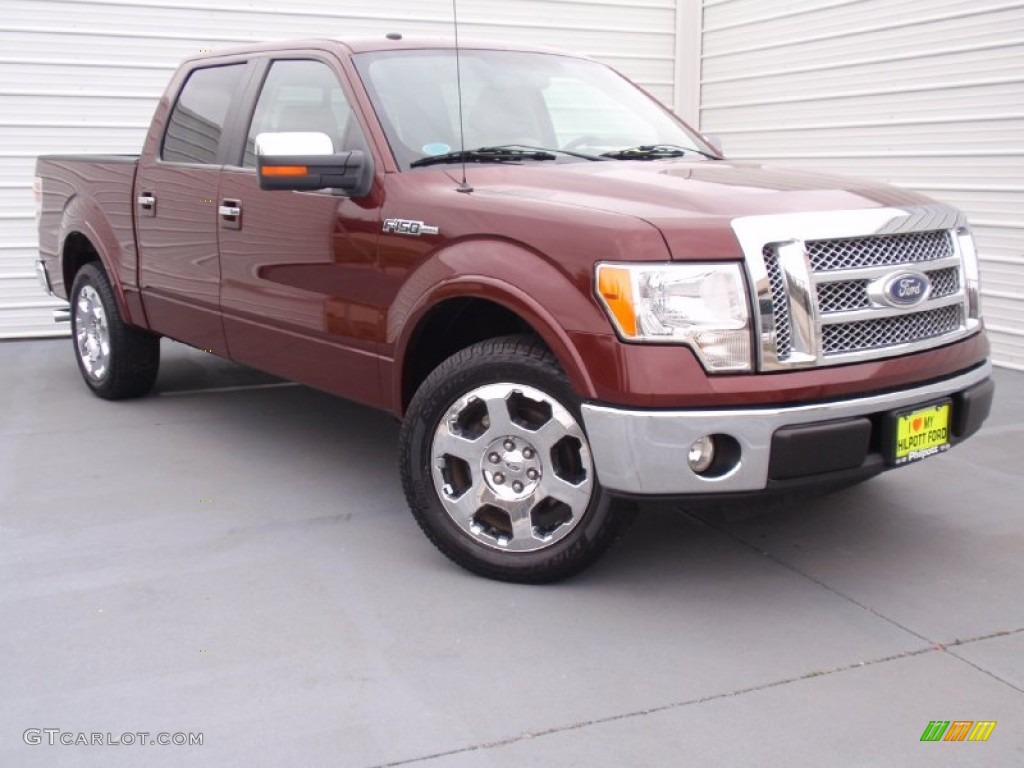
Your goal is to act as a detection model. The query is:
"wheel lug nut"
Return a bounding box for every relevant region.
[503,439,515,451]
[493,472,505,485]
[488,452,500,463]
[526,468,538,480]
[512,481,523,493]
[523,448,535,459]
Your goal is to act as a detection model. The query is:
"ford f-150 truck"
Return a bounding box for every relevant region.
[36,37,994,582]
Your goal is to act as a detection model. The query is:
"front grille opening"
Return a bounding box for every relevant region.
[818,280,869,313]
[763,246,792,360]
[926,267,960,298]
[817,267,960,315]
[807,230,954,272]
[823,305,963,355]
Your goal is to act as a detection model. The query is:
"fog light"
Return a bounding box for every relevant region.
[687,436,715,474]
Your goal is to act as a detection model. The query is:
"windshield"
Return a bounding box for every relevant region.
[353,48,712,170]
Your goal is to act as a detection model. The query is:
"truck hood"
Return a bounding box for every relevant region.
[464,159,937,260]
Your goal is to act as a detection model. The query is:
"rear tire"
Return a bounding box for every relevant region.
[399,334,633,583]
[70,262,159,400]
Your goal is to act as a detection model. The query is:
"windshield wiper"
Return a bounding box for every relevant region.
[410,146,558,168]
[489,144,606,162]
[601,144,720,161]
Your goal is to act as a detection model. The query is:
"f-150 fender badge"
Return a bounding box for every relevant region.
[868,270,931,309]
[382,218,439,236]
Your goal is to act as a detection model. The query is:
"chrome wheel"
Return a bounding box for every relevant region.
[74,284,110,381]
[431,382,594,552]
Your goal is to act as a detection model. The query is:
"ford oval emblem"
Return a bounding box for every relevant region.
[871,271,931,309]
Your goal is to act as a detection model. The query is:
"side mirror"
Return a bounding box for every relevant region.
[702,133,724,156]
[255,132,373,196]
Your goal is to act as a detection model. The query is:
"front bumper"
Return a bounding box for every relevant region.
[581,363,993,496]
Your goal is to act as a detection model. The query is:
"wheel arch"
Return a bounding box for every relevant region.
[61,231,103,298]
[393,262,601,416]
[59,195,137,325]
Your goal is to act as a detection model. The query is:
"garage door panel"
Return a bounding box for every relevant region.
[973,227,1024,257]
[979,260,1024,290]
[701,82,1023,126]
[0,186,34,217]
[0,216,35,243]
[709,118,1022,155]
[703,6,1024,79]
[906,189,1024,223]
[720,156,1024,187]
[0,94,159,125]
[11,0,676,40]
[0,126,149,155]
[704,0,1011,54]
[702,0,985,31]
[982,327,1024,369]
[4,62,175,93]
[702,44,1023,103]
[980,295,1024,326]
[0,246,39,272]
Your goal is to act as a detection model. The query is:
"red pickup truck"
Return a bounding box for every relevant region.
[36,37,993,582]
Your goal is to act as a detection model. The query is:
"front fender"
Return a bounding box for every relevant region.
[390,238,614,407]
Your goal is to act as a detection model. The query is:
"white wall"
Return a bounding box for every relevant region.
[699,0,1024,369]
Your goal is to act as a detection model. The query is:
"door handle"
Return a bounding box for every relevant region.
[137,193,156,216]
[219,199,242,229]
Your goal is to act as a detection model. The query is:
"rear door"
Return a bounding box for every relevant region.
[135,61,249,354]
[217,56,386,407]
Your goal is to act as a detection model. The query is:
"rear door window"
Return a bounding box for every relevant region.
[162,64,246,164]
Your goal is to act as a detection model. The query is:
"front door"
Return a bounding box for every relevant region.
[217,57,386,407]
[136,62,249,354]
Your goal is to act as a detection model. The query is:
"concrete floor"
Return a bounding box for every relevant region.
[1,338,1021,767]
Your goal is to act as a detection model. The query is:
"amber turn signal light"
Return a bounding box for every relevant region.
[596,265,637,337]
[260,165,308,177]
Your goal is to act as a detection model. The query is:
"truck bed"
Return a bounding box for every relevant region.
[36,154,140,301]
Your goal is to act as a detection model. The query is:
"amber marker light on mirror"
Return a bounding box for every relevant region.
[261,166,308,176]
[596,265,638,337]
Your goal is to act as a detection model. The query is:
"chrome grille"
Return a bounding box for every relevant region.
[926,267,959,298]
[816,266,959,315]
[823,305,963,355]
[762,246,792,359]
[734,205,979,371]
[807,230,954,271]
[818,280,869,313]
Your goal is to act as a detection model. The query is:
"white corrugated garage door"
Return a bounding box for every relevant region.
[700,0,1024,369]
[0,0,678,339]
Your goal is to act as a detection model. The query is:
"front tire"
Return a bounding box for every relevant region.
[70,262,159,399]
[399,335,631,583]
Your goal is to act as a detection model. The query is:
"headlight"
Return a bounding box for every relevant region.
[595,262,752,372]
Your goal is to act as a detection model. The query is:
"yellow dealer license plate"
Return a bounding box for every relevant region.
[893,401,951,465]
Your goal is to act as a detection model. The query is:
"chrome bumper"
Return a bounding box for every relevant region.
[581,363,992,495]
[36,259,71,323]
[35,259,53,296]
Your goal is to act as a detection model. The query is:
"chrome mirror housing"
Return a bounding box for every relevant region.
[255,131,333,157]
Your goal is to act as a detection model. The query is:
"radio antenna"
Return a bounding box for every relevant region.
[452,0,472,193]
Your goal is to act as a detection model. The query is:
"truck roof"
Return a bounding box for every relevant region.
[181,36,576,65]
